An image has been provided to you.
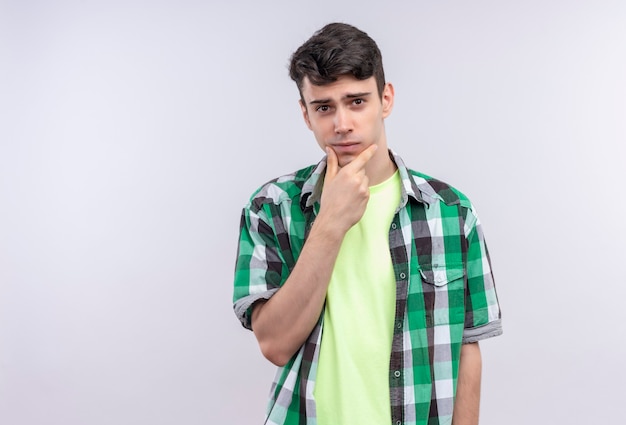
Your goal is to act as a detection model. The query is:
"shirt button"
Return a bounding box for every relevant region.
[396,321,402,329]
[394,370,401,378]
[399,272,406,279]
[396,421,402,425]
[391,223,397,229]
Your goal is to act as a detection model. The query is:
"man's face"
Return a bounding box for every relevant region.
[299,75,394,168]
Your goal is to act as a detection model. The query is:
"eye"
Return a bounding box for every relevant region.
[353,98,364,105]
[316,105,330,112]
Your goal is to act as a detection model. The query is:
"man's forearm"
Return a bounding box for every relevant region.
[452,342,482,425]
[250,217,344,366]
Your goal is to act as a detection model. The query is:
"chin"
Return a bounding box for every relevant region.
[337,155,357,168]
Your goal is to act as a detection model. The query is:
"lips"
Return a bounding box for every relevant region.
[331,142,361,153]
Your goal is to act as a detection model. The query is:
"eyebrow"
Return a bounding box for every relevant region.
[308,91,372,105]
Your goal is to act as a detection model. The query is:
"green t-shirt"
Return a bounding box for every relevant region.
[314,170,402,425]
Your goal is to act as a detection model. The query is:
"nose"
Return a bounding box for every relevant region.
[334,107,352,135]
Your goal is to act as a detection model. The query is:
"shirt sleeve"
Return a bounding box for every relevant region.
[462,208,503,343]
[232,205,285,330]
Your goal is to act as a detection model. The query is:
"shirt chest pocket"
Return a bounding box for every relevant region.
[418,264,466,326]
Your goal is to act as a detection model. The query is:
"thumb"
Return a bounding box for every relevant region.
[325,147,338,180]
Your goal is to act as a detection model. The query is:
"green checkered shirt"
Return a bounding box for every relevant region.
[233,150,502,425]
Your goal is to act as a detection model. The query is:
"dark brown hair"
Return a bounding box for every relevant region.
[289,23,386,99]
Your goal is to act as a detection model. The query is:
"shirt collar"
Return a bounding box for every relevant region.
[300,149,436,211]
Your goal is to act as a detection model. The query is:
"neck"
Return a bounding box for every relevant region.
[365,147,397,186]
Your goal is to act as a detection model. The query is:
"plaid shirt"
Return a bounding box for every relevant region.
[233,150,502,425]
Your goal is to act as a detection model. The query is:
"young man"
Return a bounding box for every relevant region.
[233,23,502,425]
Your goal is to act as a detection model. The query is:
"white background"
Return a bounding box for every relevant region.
[1,1,625,424]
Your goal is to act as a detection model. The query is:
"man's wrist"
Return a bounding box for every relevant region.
[310,212,350,243]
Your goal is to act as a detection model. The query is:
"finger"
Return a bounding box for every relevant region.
[325,147,339,180]
[346,144,378,171]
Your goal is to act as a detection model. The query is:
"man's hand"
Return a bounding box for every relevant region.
[318,144,378,235]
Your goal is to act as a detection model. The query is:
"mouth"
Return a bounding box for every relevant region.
[330,141,361,153]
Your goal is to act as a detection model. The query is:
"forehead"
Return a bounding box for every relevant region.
[301,75,377,102]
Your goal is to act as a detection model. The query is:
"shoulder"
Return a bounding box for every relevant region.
[390,150,473,209]
[408,168,473,209]
[405,168,483,233]
[246,164,318,213]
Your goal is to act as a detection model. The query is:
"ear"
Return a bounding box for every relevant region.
[299,99,313,130]
[381,82,395,119]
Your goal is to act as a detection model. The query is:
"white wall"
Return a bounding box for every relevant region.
[1,1,624,424]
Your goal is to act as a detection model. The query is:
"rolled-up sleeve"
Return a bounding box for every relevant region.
[462,208,502,343]
[233,206,285,330]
